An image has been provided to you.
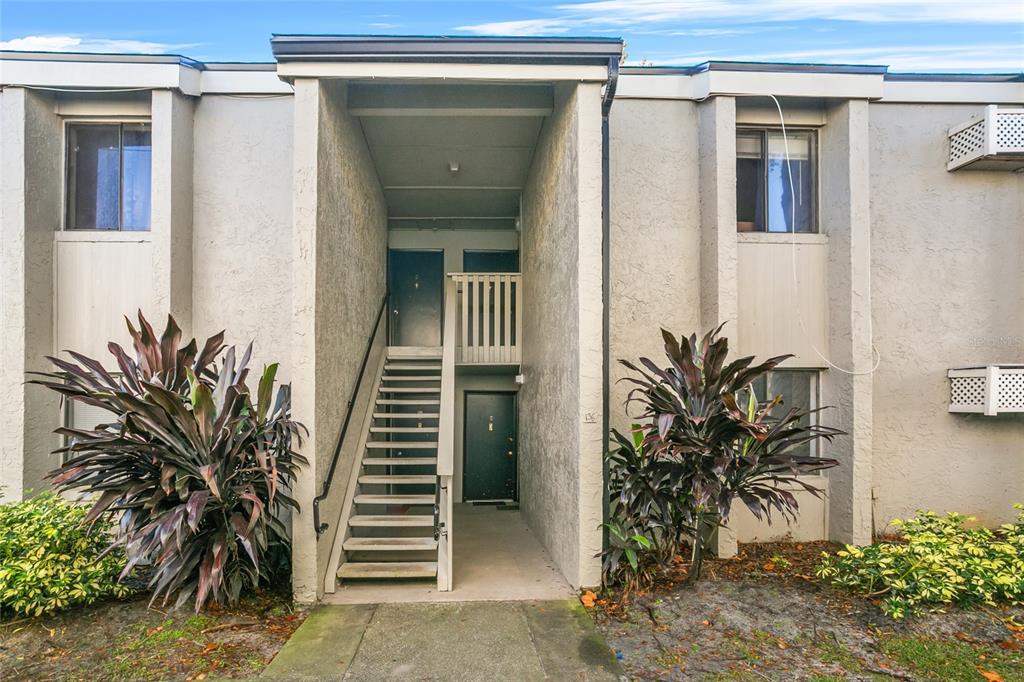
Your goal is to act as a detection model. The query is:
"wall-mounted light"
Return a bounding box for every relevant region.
[448,160,460,173]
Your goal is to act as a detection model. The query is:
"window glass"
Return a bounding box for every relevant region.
[121,124,152,231]
[736,132,764,232]
[66,122,151,231]
[745,370,819,458]
[67,124,120,230]
[766,131,815,233]
[736,129,816,233]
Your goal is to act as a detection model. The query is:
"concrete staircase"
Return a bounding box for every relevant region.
[336,347,442,582]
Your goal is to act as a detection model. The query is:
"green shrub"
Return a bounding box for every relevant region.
[817,508,1024,619]
[0,493,134,616]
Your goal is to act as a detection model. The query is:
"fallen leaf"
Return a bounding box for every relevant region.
[202,643,218,654]
[763,562,776,572]
[702,620,711,627]
[979,671,1003,682]
[580,591,596,608]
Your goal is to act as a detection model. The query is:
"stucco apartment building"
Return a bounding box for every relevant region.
[1,36,1022,603]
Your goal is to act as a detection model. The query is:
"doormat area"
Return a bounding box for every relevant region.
[498,503,519,511]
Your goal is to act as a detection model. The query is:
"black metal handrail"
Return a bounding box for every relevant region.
[312,291,389,537]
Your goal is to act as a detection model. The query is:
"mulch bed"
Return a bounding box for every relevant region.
[589,541,1024,681]
[0,589,307,681]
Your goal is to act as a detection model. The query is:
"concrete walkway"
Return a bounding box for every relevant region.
[326,505,572,605]
[262,600,624,681]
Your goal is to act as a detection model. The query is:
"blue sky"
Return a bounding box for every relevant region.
[1,1,1022,72]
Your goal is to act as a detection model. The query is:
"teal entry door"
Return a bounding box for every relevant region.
[463,392,517,501]
[388,249,444,346]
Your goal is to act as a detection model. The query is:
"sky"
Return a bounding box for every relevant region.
[1,0,1022,72]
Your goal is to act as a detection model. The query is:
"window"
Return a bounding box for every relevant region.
[66,122,152,230]
[745,370,821,458]
[736,129,816,233]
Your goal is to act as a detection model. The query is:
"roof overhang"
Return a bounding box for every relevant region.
[271,35,623,82]
[616,60,1024,103]
[0,51,291,95]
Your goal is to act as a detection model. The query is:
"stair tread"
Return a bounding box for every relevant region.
[386,363,442,370]
[355,494,434,504]
[387,347,442,359]
[359,475,435,484]
[349,514,434,527]
[370,426,439,433]
[373,412,440,419]
[376,399,441,406]
[343,537,438,551]
[382,376,440,382]
[338,561,437,579]
[380,387,442,393]
[363,457,437,466]
[366,441,438,449]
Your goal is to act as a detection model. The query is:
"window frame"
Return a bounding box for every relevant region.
[63,119,152,232]
[736,126,819,234]
[62,374,120,456]
[748,369,822,459]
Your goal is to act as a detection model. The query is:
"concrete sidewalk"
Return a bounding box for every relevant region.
[261,600,624,681]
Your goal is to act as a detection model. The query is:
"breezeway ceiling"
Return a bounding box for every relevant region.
[351,83,551,231]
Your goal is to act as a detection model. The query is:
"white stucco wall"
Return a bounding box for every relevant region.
[608,98,701,432]
[290,79,388,602]
[520,82,604,588]
[192,95,294,375]
[151,90,195,335]
[1,88,62,500]
[869,102,1024,530]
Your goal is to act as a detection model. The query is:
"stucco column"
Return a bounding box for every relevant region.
[821,99,874,546]
[0,88,61,502]
[289,78,321,603]
[576,81,606,587]
[150,90,194,333]
[697,96,740,558]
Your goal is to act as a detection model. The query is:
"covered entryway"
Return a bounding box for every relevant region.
[276,35,621,603]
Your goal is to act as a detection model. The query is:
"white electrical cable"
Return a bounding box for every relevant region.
[764,93,881,376]
[14,85,154,93]
[7,86,294,98]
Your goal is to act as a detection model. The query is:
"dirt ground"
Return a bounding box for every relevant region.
[590,542,1024,681]
[0,588,306,681]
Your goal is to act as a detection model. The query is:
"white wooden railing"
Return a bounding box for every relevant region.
[448,272,522,365]
[435,277,457,592]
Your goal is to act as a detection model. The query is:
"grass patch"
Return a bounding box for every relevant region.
[880,635,1024,681]
[104,611,261,681]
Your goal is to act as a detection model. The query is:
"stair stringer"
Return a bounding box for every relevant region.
[323,353,387,595]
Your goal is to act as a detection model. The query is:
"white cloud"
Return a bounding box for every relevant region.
[556,0,1020,25]
[454,18,573,36]
[456,0,1022,34]
[0,35,194,54]
[668,27,771,37]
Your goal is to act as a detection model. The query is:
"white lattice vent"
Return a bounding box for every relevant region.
[949,365,1024,415]
[947,106,1024,171]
